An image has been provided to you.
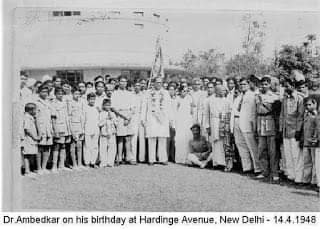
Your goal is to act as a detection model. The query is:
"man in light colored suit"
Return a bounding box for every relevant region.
[231,77,261,174]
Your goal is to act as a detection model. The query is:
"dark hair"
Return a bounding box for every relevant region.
[95,81,105,88]
[261,76,271,84]
[305,94,320,109]
[54,86,65,95]
[25,103,36,113]
[37,84,49,93]
[72,86,81,93]
[52,75,62,82]
[285,78,295,87]
[43,80,53,85]
[108,78,117,84]
[239,77,249,84]
[87,92,96,100]
[215,78,223,85]
[61,80,70,87]
[86,82,93,87]
[94,75,104,82]
[190,123,201,131]
[102,98,111,106]
[226,77,235,83]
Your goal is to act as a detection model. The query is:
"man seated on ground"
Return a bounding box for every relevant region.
[186,124,212,168]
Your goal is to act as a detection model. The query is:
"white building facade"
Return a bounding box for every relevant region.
[14,8,183,83]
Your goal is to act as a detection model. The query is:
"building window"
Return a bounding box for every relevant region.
[133,11,144,16]
[52,11,81,17]
[63,11,72,16]
[56,70,83,85]
[72,11,81,16]
[53,11,63,17]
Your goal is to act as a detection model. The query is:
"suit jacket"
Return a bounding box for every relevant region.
[231,90,257,133]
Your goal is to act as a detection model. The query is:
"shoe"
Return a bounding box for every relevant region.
[160,162,168,166]
[200,163,206,169]
[148,162,154,166]
[255,174,265,179]
[128,161,137,165]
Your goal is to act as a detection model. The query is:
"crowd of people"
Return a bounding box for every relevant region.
[19,71,320,195]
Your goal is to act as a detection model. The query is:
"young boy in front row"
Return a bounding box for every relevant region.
[99,98,118,167]
[51,87,71,172]
[300,96,318,188]
[84,93,100,168]
[68,86,85,169]
[22,103,40,177]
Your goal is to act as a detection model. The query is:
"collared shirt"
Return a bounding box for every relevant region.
[51,98,71,137]
[280,91,304,138]
[303,110,318,147]
[99,111,118,137]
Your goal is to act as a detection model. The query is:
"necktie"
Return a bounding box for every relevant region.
[237,93,244,112]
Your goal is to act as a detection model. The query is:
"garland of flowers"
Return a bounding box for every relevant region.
[150,90,165,112]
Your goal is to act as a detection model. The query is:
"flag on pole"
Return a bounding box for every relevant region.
[148,36,164,89]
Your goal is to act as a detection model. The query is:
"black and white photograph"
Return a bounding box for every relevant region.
[2,0,320,214]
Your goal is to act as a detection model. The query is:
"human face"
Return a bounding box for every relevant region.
[73,91,80,101]
[54,78,62,87]
[284,82,294,94]
[180,88,188,98]
[39,89,48,100]
[20,75,27,88]
[46,81,54,90]
[88,97,95,106]
[163,82,168,89]
[102,102,111,111]
[95,83,105,95]
[306,100,316,112]
[193,80,201,91]
[56,90,64,101]
[62,84,70,93]
[154,78,162,90]
[239,80,249,93]
[261,81,271,93]
[86,84,93,89]
[207,83,215,96]
[168,86,175,97]
[227,79,235,91]
[119,78,127,90]
[298,84,308,95]
[30,106,37,117]
[134,82,141,93]
[140,80,146,90]
[78,83,86,94]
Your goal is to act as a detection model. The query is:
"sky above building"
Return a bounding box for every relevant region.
[158,10,320,62]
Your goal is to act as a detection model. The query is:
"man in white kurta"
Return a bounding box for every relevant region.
[205,85,232,167]
[131,81,146,163]
[142,77,172,165]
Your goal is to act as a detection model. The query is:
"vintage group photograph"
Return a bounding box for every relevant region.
[8,2,320,212]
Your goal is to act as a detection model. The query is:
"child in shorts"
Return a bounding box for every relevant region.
[22,102,40,176]
[99,98,118,167]
[35,85,54,174]
[68,86,85,169]
[51,87,71,172]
